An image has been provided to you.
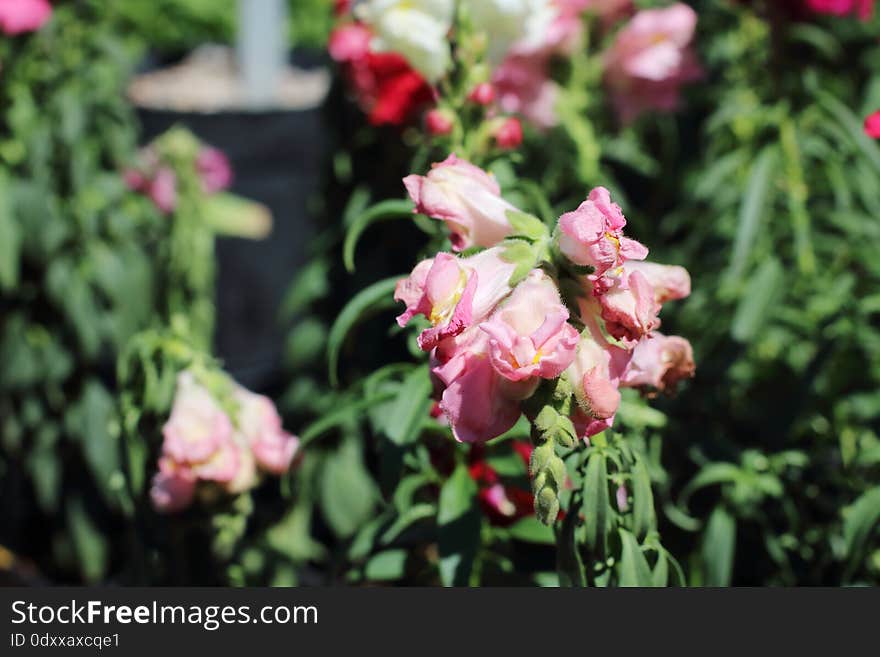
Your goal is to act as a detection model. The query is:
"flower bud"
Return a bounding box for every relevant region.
[866,110,880,139]
[468,82,496,106]
[535,485,560,525]
[425,108,455,136]
[493,117,524,150]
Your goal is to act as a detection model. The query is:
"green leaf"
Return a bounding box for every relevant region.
[506,516,555,545]
[343,199,415,272]
[365,550,408,581]
[437,465,481,586]
[65,380,121,506]
[67,497,108,584]
[702,506,736,587]
[731,257,784,342]
[842,487,880,569]
[818,90,880,176]
[500,240,537,286]
[652,551,669,587]
[383,365,433,445]
[281,258,330,319]
[299,390,396,445]
[327,277,401,386]
[0,173,21,290]
[557,505,586,587]
[583,450,609,554]
[618,529,653,587]
[727,146,777,282]
[505,209,548,241]
[381,504,436,544]
[631,458,655,540]
[319,438,378,538]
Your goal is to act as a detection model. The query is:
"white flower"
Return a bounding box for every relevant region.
[463,0,557,63]
[357,0,454,82]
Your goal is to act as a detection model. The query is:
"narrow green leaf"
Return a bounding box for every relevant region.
[842,487,880,566]
[702,506,736,587]
[319,438,378,538]
[618,529,653,587]
[437,465,481,586]
[0,173,21,290]
[364,550,408,581]
[727,146,777,281]
[731,257,784,342]
[818,90,880,175]
[343,199,415,272]
[327,277,402,386]
[583,451,609,554]
[557,505,586,587]
[631,458,655,539]
[652,551,669,587]
[384,365,433,445]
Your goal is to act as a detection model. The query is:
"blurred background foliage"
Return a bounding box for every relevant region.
[0,0,878,585]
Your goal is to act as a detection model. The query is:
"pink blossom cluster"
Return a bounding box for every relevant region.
[396,155,694,443]
[124,146,232,215]
[0,0,51,36]
[865,111,880,138]
[150,371,300,513]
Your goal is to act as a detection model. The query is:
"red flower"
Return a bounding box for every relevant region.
[493,117,524,150]
[468,441,535,527]
[329,25,434,127]
[805,0,874,19]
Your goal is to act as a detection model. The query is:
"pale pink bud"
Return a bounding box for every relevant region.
[403,154,519,250]
[196,147,233,194]
[616,483,629,512]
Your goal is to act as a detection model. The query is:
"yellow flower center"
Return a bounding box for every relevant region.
[429,269,469,326]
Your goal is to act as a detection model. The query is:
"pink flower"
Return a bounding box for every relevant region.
[566,301,633,437]
[597,260,690,344]
[492,56,559,130]
[196,147,233,194]
[150,458,196,513]
[328,24,372,62]
[806,0,874,19]
[124,148,178,214]
[395,248,517,351]
[188,439,242,484]
[623,260,691,304]
[431,328,528,443]
[161,372,234,465]
[403,155,519,250]
[603,3,701,123]
[865,111,880,139]
[556,187,648,277]
[616,483,629,512]
[235,387,300,475]
[0,0,51,36]
[481,269,579,382]
[493,117,524,150]
[621,332,695,394]
[425,108,454,136]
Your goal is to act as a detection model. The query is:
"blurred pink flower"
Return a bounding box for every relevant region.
[556,186,648,278]
[806,0,874,19]
[196,147,233,194]
[603,3,701,123]
[161,372,234,465]
[404,155,518,250]
[865,110,880,138]
[395,247,517,351]
[621,332,695,394]
[493,117,524,149]
[468,82,496,106]
[235,387,300,475]
[492,56,559,130]
[328,23,372,62]
[150,458,196,513]
[425,108,454,135]
[0,0,51,36]
[481,269,579,382]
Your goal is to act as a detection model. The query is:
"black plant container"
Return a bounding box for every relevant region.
[135,51,328,392]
